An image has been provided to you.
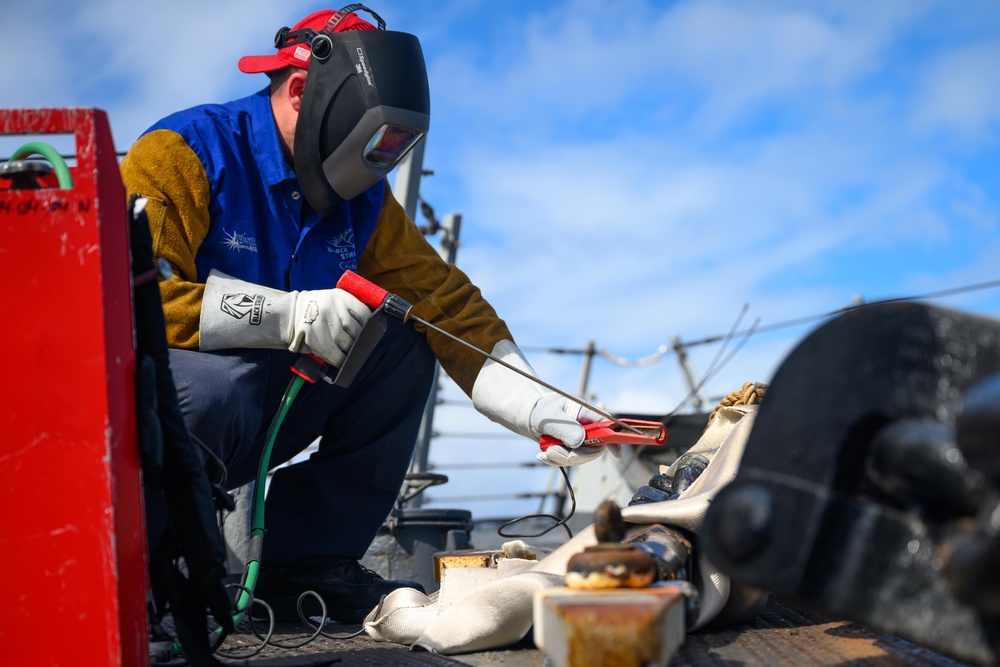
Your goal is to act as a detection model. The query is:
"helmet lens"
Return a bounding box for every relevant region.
[364,124,423,168]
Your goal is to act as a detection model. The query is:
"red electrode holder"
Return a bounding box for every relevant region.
[0,109,149,666]
[337,269,413,320]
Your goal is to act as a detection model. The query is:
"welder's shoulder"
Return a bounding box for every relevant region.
[120,129,210,204]
[144,100,245,144]
[128,97,259,176]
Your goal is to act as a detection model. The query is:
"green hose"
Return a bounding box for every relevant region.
[172,374,306,659]
[230,374,306,627]
[8,141,74,189]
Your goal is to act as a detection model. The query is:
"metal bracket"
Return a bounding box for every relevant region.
[701,302,1000,665]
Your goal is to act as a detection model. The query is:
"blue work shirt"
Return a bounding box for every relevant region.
[145,88,383,292]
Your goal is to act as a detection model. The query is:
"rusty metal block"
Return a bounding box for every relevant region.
[566,544,656,589]
[433,549,531,583]
[533,585,685,667]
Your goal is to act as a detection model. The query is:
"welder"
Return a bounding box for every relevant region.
[119,5,617,623]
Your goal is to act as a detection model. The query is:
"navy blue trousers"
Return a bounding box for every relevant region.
[168,318,435,568]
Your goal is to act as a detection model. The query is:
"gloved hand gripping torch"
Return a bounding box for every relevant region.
[335,271,658,443]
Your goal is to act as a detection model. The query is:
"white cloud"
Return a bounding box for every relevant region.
[427,0,929,140]
[913,38,1000,140]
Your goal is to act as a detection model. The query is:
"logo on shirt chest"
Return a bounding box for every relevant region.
[327,230,357,271]
[222,229,258,253]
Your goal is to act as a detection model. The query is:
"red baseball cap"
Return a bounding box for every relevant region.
[238,9,375,73]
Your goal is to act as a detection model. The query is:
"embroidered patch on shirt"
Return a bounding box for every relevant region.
[327,229,357,271]
[222,229,258,253]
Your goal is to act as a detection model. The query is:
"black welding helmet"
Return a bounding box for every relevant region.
[288,6,430,213]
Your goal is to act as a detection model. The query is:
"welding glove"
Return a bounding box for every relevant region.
[199,269,371,367]
[472,340,622,467]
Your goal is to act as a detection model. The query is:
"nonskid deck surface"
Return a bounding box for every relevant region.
[211,598,978,666]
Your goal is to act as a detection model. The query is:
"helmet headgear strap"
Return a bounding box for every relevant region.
[273,4,386,62]
[323,4,386,31]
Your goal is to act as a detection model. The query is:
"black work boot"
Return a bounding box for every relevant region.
[255,561,424,624]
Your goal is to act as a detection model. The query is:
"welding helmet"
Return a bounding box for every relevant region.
[278,6,430,213]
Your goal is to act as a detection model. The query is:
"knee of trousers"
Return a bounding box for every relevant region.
[167,348,270,458]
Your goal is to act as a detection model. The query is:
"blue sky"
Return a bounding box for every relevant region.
[6,0,1000,518]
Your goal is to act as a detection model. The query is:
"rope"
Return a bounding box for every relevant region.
[705,381,767,429]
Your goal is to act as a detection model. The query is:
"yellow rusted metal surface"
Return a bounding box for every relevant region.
[433,550,501,583]
[533,586,686,667]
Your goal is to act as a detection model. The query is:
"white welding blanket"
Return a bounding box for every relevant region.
[363,404,764,654]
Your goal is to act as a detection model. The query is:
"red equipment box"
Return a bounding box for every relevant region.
[0,109,148,666]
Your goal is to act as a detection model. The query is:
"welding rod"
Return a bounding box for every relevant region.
[336,270,642,435]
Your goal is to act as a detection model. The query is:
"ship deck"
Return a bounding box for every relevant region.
[212,597,977,666]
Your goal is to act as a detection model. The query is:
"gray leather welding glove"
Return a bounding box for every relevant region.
[472,340,619,467]
[199,269,371,366]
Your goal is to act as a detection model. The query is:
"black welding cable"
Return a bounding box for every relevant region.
[213,591,277,659]
[497,466,576,540]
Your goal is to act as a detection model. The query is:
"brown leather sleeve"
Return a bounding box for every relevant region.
[119,130,212,349]
[357,183,513,396]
